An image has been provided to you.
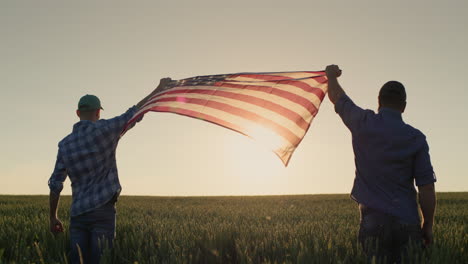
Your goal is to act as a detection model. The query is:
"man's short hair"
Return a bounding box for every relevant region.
[379,81,406,108]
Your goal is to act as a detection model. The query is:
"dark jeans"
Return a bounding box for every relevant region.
[70,199,116,264]
[358,205,423,264]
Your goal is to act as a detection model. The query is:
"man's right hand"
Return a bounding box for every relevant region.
[325,64,342,79]
[154,77,173,93]
[136,77,173,109]
[422,223,433,246]
[50,217,64,235]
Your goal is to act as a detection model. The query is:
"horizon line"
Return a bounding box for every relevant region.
[0,191,466,197]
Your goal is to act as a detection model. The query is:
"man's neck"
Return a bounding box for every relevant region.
[79,118,97,122]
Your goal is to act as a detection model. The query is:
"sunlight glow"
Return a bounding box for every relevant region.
[246,124,286,158]
[222,130,286,194]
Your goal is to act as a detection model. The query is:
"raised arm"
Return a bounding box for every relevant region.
[325,64,345,104]
[136,77,173,109]
[418,183,436,245]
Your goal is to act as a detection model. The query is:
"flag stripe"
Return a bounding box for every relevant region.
[222,77,326,100]
[131,101,295,157]
[150,106,245,134]
[151,93,307,138]
[262,71,324,76]
[151,88,311,131]
[215,82,320,115]
[228,73,307,82]
[228,72,326,82]
[151,83,320,118]
[145,96,301,146]
[136,85,318,138]
[228,74,328,96]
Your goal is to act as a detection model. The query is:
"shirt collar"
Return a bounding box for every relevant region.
[378,107,403,121]
[73,120,93,131]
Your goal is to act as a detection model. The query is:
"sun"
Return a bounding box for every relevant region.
[220,130,286,194]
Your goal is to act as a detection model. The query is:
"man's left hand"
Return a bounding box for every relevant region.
[50,217,64,235]
[325,64,342,79]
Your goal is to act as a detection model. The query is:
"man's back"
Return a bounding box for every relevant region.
[48,79,172,264]
[50,107,137,217]
[325,65,437,262]
[335,94,435,225]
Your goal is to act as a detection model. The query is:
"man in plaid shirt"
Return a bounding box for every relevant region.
[48,78,171,264]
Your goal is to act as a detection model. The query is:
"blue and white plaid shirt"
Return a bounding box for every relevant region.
[49,106,139,217]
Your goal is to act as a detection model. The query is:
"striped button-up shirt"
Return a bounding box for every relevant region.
[48,106,139,217]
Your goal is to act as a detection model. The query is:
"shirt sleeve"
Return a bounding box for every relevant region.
[334,94,368,133]
[100,106,141,137]
[48,151,67,195]
[414,137,436,186]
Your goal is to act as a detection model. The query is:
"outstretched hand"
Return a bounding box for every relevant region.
[325,65,342,79]
[136,77,173,109]
[155,77,173,93]
[324,64,345,104]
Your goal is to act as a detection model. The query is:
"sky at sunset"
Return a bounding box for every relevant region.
[1,0,467,196]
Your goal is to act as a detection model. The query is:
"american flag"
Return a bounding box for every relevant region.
[123,71,328,166]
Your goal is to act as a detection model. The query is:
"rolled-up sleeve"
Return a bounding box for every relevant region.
[48,152,67,195]
[414,137,436,186]
[334,94,368,133]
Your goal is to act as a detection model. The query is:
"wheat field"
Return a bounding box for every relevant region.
[0,193,466,263]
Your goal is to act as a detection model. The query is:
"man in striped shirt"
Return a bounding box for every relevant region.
[48,78,171,264]
[325,65,436,263]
